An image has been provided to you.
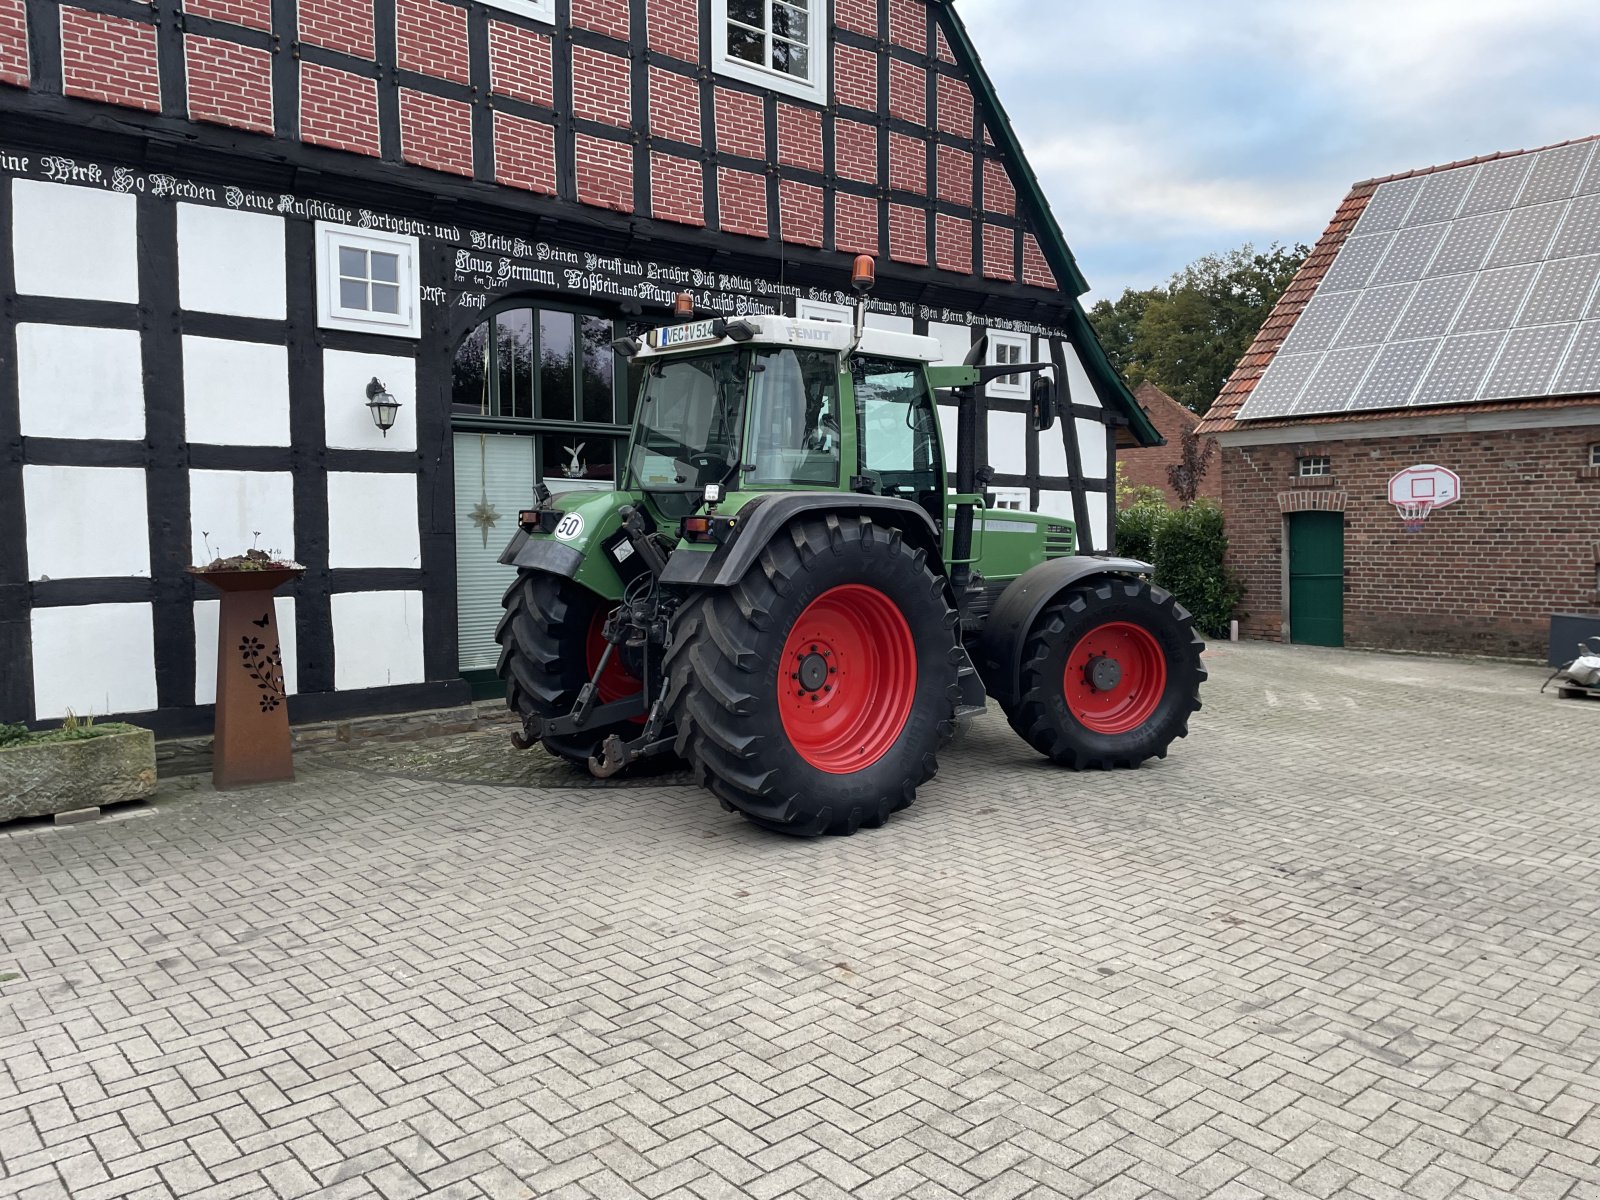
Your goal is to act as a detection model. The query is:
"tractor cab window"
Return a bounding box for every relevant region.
[627,352,748,515]
[743,348,841,487]
[852,356,942,510]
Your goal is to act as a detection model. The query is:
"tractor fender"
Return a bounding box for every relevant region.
[977,556,1155,708]
[499,528,584,577]
[659,493,943,588]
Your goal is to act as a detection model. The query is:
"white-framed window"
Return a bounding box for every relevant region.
[986,330,1031,399]
[1297,455,1332,478]
[711,0,827,104]
[1590,443,1600,468]
[795,298,851,323]
[990,486,1028,511]
[478,0,553,21]
[316,223,421,338]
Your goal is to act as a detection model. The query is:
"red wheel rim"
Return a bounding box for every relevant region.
[779,585,917,774]
[1063,621,1167,734]
[586,609,645,725]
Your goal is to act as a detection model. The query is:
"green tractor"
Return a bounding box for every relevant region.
[495,257,1205,836]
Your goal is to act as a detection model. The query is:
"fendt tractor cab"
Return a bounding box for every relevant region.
[495,256,1205,836]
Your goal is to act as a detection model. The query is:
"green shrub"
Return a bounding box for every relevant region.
[1115,496,1243,639]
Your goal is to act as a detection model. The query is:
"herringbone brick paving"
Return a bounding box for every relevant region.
[2,642,1598,1199]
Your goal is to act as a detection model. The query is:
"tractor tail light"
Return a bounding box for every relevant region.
[678,515,737,544]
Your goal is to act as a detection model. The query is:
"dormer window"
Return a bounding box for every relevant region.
[712,0,827,104]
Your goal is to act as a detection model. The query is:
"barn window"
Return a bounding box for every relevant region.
[315,223,420,337]
[1297,455,1332,478]
[478,0,553,22]
[1590,443,1600,468]
[712,0,827,103]
[986,330,1031,399]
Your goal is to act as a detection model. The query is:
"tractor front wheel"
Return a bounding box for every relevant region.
[496,572,644,765]
[666,516,959,836]
[1006,578,1205,769]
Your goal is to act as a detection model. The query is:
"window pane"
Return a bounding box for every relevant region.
[339,278,368,310]
[370,283,400,315]
[338,246,367,279]
[538,310,575,421]
[744,349,840,486]
[369,251,399,284]
[854,357,939,496]
[727,25,763,64]
[773,2,807,43]
[772,39,807,78]
[452,321,491,416]
[496,308,535,419]
[728,0,764,27]
[542,436,616,486]
[580,316,615,424]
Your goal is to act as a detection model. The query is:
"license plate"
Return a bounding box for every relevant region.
[649,319,720,349]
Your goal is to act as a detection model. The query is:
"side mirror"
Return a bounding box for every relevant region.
[1031,375,1058,432]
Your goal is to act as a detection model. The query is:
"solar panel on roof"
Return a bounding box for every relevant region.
[1518,141,1593,206]
[1353,175,1424,233]
[1486,202,1566,267]
[1369,224,1447,286]
[1236,142,1600,422]
[1412,330,1505,407]
[1518,256,1600,326]
[1460,155,1533,215]
[1348,339,1438,410]
[1552,320,1600,393]
[1481,324,1576,399]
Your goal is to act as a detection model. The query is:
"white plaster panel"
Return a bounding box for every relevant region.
[17,324,145,440]
[1064,342,1100,407]
[183,337,291,446]
[194,597,298,705]
[928,321,973,366]
[327,473,421,568]
[1037,489,1075,520]
[1076,417,1109,480]
[23,466,149,580]
[31,603,157,719]
[331,591,426,691]
[1086,492,1110,552]
[12,180,139,303]
[865,312,915,335]
[937,402,959,463]
[189,470,295,567]
[1038,412,1071,477]
[323,349,417,452]
[177,203,286,319]
[987,410,1028,476]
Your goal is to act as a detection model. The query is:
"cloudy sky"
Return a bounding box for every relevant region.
[958,0,1600,303]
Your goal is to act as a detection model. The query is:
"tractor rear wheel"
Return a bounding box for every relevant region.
[1006,578,1205,769]
[496,571,644,765]
[665,516,959,836]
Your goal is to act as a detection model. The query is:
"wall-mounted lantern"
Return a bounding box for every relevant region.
[365,377,401,436]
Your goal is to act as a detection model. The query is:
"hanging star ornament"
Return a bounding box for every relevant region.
[470,499,500,548]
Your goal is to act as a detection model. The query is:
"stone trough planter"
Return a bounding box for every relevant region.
[0,725,157,821]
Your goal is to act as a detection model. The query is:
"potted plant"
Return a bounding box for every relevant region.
[0,712,157,820]
[189,542,304,789]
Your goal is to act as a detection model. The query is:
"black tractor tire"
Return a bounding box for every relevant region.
[665,515,960,836]
[496,571,644,766]
[1005,578,1205,769]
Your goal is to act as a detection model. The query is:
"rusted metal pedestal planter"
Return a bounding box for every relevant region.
[190,567,302,789]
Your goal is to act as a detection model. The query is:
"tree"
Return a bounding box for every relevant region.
[1089,242,1308,416]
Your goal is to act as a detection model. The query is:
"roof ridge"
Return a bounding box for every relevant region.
[1353,132,1600,189]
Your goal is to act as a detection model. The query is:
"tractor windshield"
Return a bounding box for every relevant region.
[627,351,749,506]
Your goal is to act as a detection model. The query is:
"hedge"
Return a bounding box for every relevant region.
[1115,491,1243,639]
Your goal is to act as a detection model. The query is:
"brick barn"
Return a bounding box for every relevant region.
[0,0,1160,733]
[1197,136,1600,658]
[1117,381,1217,508]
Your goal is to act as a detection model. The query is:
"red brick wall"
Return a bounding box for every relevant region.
[396,0,468,85]
[1221,426,1600,658]
[575,133,632,212]
[183,0,271,32]
[300,63,379,157]
[399,89,472,177]
[494,112,556,195]
[571,45,630,128]
[718,168,768,239]
[651,153,703,225]
[1119,384,1219,509]
[61,9,159,111]
[489,23,552,107]
[185,35,273,134]
[0,0,24,89]
[298,0,373,59]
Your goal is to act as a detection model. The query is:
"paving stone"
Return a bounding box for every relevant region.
[3,644,1599,1200]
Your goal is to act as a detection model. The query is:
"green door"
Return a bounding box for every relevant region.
[1288,512,1344,647]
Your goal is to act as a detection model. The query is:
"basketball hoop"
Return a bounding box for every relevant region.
[1394,499,1433,533]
